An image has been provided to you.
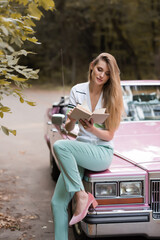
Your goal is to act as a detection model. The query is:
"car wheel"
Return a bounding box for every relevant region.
[72,222,89,240]
[70,197,89,240]
[50,152,60,182]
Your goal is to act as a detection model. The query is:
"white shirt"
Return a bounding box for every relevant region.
[67,82,113,148]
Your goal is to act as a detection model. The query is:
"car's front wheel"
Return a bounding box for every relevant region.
[72,222,89,240]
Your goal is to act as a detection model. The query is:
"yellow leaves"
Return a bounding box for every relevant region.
[0,105,11,121]
[0,80,11,85]
[27,36,40,44]
[0,112,3,118]
[0,0,55,137]
[28,2,43,20]
[1,126,16,136]
[9,129,17,136]
[0,79,7,85]
[10,13,22,19]
[11,76,27,82]
[0,0,55,48]
[13,90,36,106]
[2,70,7,75]
[18,0,28,6]
[24,18,36,27]
[26,101,36,106]
[22,36,27,41]
[1,126,9,135]
[0,106,11,113]
[19,96,36,106]
[38,0,55,11]
[23,25,34,32]
[1,50,39,82]
[27,0,55,19]
[19,97,24,103]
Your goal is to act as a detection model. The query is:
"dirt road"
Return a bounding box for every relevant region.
[0,87,74,240]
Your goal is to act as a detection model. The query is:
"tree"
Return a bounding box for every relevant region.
[25,0,160,85]
[0,0,55,135]
[88,0,160,79]
[24,0,95,85]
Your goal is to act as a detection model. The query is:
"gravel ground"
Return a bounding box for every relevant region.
[0,87,74,240]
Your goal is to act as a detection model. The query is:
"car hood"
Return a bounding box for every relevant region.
[113,121,160,172]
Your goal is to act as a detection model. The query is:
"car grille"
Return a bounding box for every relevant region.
[151,180,160,219]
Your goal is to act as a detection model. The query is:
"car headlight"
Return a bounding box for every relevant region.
[95,183,117,198]
[120,181,142,196]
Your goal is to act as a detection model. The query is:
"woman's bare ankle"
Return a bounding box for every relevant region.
[74,190,88,216]
[75,190,88,199]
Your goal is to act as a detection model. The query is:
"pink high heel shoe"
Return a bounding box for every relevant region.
[69,192,98,226]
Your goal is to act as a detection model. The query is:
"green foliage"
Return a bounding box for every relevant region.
[0,0,55,135]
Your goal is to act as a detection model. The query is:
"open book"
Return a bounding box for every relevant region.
[70,104,109,124]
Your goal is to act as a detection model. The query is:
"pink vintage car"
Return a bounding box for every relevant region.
[45,80,160,239]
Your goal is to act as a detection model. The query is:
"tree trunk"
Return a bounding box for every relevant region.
[112,18,141,80]
[71,54,76,85]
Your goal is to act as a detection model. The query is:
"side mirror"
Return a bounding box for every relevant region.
[52,114,65,125]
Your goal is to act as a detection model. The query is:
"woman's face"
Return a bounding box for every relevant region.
[91,59,110,86]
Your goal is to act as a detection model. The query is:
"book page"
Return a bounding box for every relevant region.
[90,113,109,124]
[76,104,91,115]
[93,108,106,114]
[70,105,91,121]
[81,100,91,112]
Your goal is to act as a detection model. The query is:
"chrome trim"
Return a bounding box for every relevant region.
[150,180,160,219]
[91,206,150,212]
[149,172,160,203]
[81,210,160,238]
[86,175,146,182]
[94,202,145,208]
[51,128,58,132]
[149,172,160,179]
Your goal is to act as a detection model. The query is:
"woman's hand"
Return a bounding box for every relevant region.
[80,118,115,141]
[67,109,77,122]
[79,118,94,132]
[65,109,76,132]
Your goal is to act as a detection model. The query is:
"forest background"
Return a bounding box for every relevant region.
[24,0,160,86]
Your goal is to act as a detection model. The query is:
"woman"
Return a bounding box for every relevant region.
[51,52,124,240]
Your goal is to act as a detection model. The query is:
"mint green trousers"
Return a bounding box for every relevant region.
[51,139,113,240]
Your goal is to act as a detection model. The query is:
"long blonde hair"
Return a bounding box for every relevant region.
[88,52,124,131]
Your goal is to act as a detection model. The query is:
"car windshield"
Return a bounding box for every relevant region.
[122,84,160,121]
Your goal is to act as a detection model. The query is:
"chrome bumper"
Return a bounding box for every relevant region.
[81,210,160,238]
